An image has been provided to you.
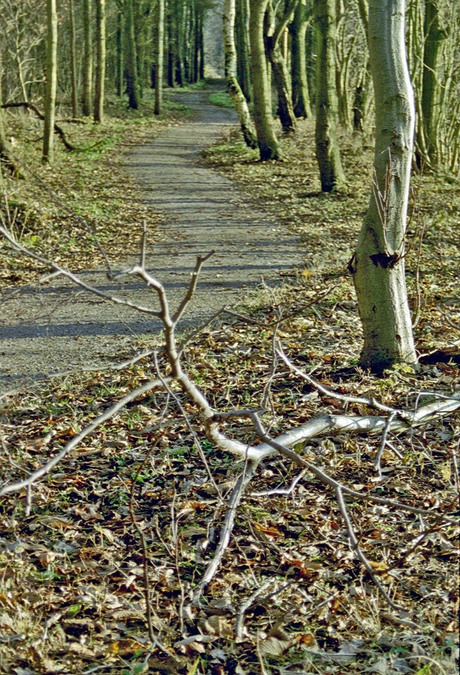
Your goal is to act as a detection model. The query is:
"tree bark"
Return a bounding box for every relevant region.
[82,0,93,117]
[351,0,417,373]
[93,0,106,122]
[249,0,281,160]
[290,0,312,118]
[69,0,78,117]
[125,0,140,109]
[154,0,164,114]
[313,0,345,191]
[42,0,58,163]
[224,0,257,148]
[420,0,446,164]
[235,0,252,100]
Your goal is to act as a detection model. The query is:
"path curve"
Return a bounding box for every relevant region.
[0,87,302,389]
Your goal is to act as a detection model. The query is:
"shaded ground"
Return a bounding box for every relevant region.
[0,86,302,390]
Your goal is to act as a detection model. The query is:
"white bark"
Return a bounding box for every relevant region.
[223,0,257,148]
[351,0,417,372]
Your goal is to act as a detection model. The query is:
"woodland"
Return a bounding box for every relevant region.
[0,0,459,674]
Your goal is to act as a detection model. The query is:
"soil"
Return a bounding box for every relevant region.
[0,86,303,391]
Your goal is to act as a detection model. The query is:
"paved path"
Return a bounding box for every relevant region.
[0,87,302,389]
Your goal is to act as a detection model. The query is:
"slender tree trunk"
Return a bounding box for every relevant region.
[265,0,298,133]
[154,0,164,115]
[82,0,93,117]
[290,0,312,118]
[313,0,345,190]
[224,0,257,148]
[249,0,281,160]
[0,52,18,175]
[69,0,78,117]
[236,0,252,100]
[351,0,417,373]
[93,0,106,122]
[42,0,58,163]
[420,0,446,164]
[125,0,140,108]
[116,7,124,97]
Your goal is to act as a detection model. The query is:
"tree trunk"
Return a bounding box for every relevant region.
[116,7,124,97]
[236,0,252,100]
[0,52,18,175]
[420,0,446,164]
[313,0,345,191]
[249,0,281,160]
[82,0,93,117]
[125,0,140,109]
[42,0,58,163]
[265,0,298,133]
[224,0,257,148]
[351,0,417,373]
[154,0,164,115]
[290,0,312,118]
[69,0,78,117]
[93,0,106,122]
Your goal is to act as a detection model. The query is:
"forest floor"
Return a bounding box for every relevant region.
[0,83,459,675]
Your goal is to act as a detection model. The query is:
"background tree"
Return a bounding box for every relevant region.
[290,0,312,118]
[249,0,281,160]
[351,0,417,372]
[42,0,57,163]
[82,0,93,117]
[313,0,345,190]
[94,0,106,122]
[154,0,165,115]
[125,0,140,109]
[223,0,257,147]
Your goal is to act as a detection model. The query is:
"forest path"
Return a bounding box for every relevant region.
[0,84,302,389]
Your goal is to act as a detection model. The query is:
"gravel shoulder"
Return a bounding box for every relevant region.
[0,87,303,390]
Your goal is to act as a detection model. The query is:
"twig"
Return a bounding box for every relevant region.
[374,411,396,475]
[235,578,275,640]
[0,376,169,496]
[128,443,171,654]
[192,458,258,605]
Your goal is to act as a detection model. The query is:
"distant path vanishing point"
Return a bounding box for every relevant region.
[0,84,302,389]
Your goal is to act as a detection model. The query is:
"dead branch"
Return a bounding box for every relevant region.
[1,102,104,152]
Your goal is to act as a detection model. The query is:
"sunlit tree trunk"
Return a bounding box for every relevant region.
[224,0,257,147]
[249,0,281,159]
[69,0,78,117]
[351,0,417,372]
[313,0,345,190]
[154,0,164,115]
[94,0,106,122]
[235,0,252,100]
[82,0,93,116]
[420,0,446,164]
[42,0,57,163]
[290,0,311,118]
[265,0,298,133]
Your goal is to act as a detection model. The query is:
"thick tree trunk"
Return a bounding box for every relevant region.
[154,0,164,115]
[42,0,57,163]
[290,0,312,118]
[82,0,93,117]
[223,0,257,148]
[249,0,281,160]
[351,0,417,373]
[313,0,345,191]
[93,0,106,122]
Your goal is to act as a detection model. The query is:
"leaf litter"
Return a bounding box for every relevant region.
[0,108,459,674]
